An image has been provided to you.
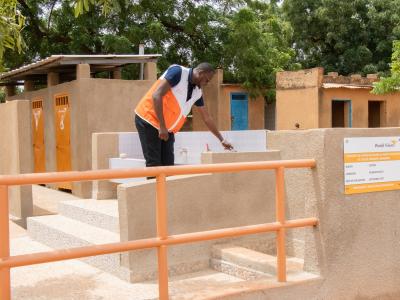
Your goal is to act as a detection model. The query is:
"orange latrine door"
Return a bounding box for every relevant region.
[55,94,72,190]
[32,99,46,173]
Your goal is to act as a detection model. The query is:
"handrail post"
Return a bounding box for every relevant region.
[156,174,169,300]
[275,167,286,282]
[0,185,11,300]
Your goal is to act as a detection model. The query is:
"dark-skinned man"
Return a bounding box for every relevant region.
[135,62,233,168]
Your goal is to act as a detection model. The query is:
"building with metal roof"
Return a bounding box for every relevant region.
[0,54,161,90]
[2,54,160,199]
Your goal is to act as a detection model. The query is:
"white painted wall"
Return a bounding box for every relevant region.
[117,130,267,164]
[110,130,267,183]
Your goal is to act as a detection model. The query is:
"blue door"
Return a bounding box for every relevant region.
[231,93,248,130]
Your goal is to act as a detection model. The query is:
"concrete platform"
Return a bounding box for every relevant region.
[58,199,119,233]
[32,185,80,216]
[10,236,322,300]
[211,244,306,280]
[18,184,322,299]
[10,236,245,300]
[27,214,131,281]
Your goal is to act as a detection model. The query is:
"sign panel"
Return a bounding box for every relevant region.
[344,136,400,194]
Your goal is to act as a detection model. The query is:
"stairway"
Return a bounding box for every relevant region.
[27,199,131,281]
[26,201,324,300]
[210,243,318,282]
[27,198,321,298]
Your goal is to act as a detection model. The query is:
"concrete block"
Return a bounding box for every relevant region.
[211,258,272,281]
[58,199,119,233]
[211,244,304,280]
[27,215,131,281]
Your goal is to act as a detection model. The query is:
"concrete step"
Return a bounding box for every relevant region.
[27,215,130,281]
[211,244,304,280]
[12,235,322,300]
[58,199,119,233]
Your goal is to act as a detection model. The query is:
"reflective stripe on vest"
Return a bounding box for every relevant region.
[135,66,202,133]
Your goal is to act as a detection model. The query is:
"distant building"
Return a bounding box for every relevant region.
[276,67,399,130]
[0,54,159,197]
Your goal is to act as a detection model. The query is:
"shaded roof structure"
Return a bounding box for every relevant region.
[322,83,372,89]
[0,54,161,85]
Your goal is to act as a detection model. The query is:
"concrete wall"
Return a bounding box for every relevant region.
[267,128,400,299]
[9,79,154,198]
[117,151,289,282]
[0,100,33,225]
[192,69,223,131]
[74,79,154,197]
[276,68,323,130]
[92,132,119,199]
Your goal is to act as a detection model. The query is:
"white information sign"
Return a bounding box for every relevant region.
[344,136,400,194]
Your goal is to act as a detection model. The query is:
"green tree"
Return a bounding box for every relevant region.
[372,40,400,94]
[3,0,112,70]
[4,0,297,101]
[283,0,400,75]
[0,0,25,71]
[74,0,121,17]
[222,1,299,99]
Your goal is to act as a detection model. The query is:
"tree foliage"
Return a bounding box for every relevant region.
[3,0,400,100]
[222,1,299,99]
[372,40,400,94]
[3,0,299,99]
[74,0,120,17]
[0,0,25,71]
[283,0,400,75]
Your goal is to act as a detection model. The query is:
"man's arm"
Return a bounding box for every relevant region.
[153,79,171,141]
[196,106,234,150]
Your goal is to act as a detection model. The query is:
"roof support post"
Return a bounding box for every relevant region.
[112,68,122,79]
[144,62,157,81]
[76,63,91,80]
[24,80,34,92]
[139,44,145,80]
[5,86,16,99]
[47,72,59,87]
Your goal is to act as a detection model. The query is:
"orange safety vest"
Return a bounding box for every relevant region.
[135,65,203,133]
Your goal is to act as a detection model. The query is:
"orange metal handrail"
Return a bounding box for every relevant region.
[0,159,318,300]
[0,160,316,185]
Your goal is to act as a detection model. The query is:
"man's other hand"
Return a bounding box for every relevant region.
[159,127,169,141]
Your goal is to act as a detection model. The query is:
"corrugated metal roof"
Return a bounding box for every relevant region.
[322,83,372,89]
[0,54,161,82]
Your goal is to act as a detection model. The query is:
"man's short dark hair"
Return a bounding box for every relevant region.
[196,62,215,73]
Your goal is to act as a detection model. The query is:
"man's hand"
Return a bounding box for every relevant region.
[159,126,169,141]
[222,140,234,151]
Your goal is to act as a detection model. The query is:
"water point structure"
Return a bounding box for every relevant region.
[1,59,400,299]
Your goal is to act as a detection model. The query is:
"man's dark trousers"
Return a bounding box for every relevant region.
[135,115,175,167]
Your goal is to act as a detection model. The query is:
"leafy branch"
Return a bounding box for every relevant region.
[0,0,25,71]
[74,0,122,17]
[372,40,400,94]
